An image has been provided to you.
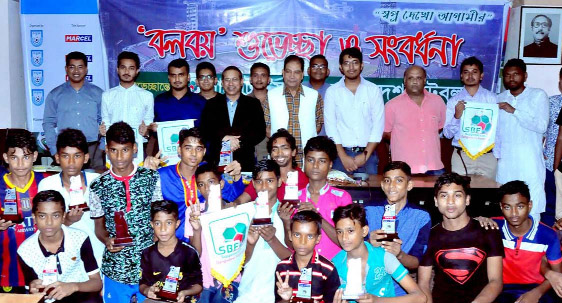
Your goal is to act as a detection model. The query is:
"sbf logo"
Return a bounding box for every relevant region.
[31,50,43,67]
[30,30,43,47]
[65,35,92,42]
[32,89,44,106]
[31,70,43,86]
[217,223,246,255]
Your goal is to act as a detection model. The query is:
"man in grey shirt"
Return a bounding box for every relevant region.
[42,51,104,169]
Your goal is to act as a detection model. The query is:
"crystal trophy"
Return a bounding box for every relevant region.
[68,175,89,211]
[113,210,134,247]
[218,140,232,173]
[379,204,398,242]
[252,191,271,225]
[38,255,58,299]
[283,171,300,208]
[342,258,366,300]
[157,266,180,302]
[292,267,313,303]
[206,183,222,213]
[1,188,23,224]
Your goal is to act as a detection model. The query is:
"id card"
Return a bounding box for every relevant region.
[295,268,312,298]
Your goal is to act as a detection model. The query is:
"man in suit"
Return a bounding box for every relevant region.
[200,66,266,171]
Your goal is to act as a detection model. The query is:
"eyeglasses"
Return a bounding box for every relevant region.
[532,22,550,29]
[198,75,215,81]
[223,77,240,83]
[311,64,327,70]
[341,61,360,67]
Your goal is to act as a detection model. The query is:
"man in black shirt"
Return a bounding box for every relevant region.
[418,173,504,303]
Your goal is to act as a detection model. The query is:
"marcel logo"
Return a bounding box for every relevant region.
[65,35,92,42]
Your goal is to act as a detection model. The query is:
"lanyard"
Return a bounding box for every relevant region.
[176,163,198,207]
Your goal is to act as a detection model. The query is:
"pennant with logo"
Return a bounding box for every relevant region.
[200,202,255,287]
[156,119,197,165]
[458,102,498,160]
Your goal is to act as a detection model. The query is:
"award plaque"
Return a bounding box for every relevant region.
[68,176,89,211]
[282,171,300,208]
[342,258,366,300]
[218,141,232,173]
[1,189,23,224]
[206,183,222,213]
[379,204,398,242]
[113,210,134,247]
[157,266,180,302]
[38,256,58,298]
[252,191,271,225]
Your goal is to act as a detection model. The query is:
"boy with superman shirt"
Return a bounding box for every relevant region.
[0,130,49,293]
[418,173,504,303]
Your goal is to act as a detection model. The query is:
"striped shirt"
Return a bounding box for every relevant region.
[275,251,340,303]
[263,84,324,163]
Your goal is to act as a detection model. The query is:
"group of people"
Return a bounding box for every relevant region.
[0,46,561,303]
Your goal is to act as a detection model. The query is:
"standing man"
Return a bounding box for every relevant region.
[443,56,498,178]
[43,51,104,169]
[546,68,562,227]
[496,58,549,217]
[100,51,154,138]
[195,62,219,100]
[384,65,446,175]
[153,59,206,124]
[523,15,558,58]
[200,66,266,171]
[265,55,324,164]
[324,47,384,176]
[248,62,271,162]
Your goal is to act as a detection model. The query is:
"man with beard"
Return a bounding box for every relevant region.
[443,57,498,178]
[200,66,266,171]
[384,65,446,175]
[195,61,219,100]
[324,48,384,176]
[99,51,154,138]
[524,15,558,58]
[495,58,549,217]
[153,59,206,125]
[248,62,271,161]
[43,51,104,169]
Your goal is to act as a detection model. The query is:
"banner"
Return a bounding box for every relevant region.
[458,102,499,160]
[200,202,256,287]
[156,119,197,165]
[20,0,108,133]
[99,0,509,100]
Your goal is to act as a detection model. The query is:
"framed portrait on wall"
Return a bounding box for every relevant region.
[519,6,562,64]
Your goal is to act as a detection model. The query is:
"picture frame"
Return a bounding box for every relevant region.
[519,6,562,65]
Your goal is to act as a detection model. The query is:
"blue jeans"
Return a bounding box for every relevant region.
[497,284,558,303]
[543,168,557,227]
[198,281,239,303]
[424,168,446,176]
[103,276,146,303]
[333,148,379,175]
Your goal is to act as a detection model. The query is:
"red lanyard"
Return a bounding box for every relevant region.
[110,171,134,212]
[176,163,197,207]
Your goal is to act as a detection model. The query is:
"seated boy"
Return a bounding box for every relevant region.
[494,181,561,303]
[365,161,431,295]
[233,160,291,303]
[140,200,203,303]
[17,190,102,303]
[288,136,351,260]
[331,203,426,302]
[1,130,50,293]
[275,210,340,303]
[89,121,163,303]
[38,128,104,265]
[418,173,503,303]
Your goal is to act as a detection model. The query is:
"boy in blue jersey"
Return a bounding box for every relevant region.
[365,161,431,296]
[0,130,49,293]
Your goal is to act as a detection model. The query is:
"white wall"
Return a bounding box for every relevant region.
[0,0,26,129]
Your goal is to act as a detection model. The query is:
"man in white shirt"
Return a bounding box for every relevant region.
[324,47,384,175]
[496,58,549,216]
[99,51,154,138]
[443,57,498,179]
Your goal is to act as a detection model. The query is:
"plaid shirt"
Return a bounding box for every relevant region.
[264,84,324,163]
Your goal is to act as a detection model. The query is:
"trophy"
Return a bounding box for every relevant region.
[157,266,180,302]
[1,188,23,224]
[218,141,232,173]
[38,255,58,299]
[379,204,398,242]
[291,267,313,303]
[68,175,89,211]
[282,171,300,208]
[113,210,134,247]
[252,191,272,225]
[206,183,222,213]
[342,258,366,300]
